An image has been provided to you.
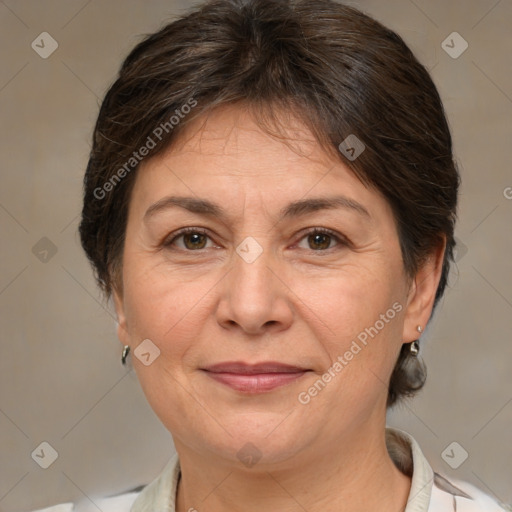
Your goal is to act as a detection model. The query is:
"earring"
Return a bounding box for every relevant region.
[121,345,130,366]
[405,326,422,356]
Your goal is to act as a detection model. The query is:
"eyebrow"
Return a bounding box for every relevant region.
[143,195,371,223]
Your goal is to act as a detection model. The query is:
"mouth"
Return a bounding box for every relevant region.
[200,361,311,393]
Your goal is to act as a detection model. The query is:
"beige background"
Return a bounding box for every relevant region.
[0,0,511,511]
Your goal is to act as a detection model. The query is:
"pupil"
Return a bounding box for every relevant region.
[185,232,206,249]
[310,233,330,250]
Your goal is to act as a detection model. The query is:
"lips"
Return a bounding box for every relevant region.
[202,361,308,374]
[201,361,310,393]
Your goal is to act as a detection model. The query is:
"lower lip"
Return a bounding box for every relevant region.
[203,371,308,393]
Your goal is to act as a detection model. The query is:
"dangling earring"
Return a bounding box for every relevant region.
[409,325,422,357]
[121,345,130,365]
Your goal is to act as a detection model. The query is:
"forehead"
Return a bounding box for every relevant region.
[130,104,389,224]
[161,104,336,172]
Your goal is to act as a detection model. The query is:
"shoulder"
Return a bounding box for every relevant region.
[26,489,142,512]
[429,472,510,511]
[25,453,180,512]
[385,427,509,512]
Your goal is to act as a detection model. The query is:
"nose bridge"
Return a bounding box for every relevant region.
[217,233,292,334]
[231,234,275,305]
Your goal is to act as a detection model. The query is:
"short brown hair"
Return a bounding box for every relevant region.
[79,0,460,407]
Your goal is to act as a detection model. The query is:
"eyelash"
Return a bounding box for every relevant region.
[162,227,348,253]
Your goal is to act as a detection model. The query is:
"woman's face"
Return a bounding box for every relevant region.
[114,105,437,466]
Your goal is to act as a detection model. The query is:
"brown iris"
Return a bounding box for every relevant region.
[307,232,331,250]
[183,232,208,250]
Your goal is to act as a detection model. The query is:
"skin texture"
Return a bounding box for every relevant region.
[113,104,445,512]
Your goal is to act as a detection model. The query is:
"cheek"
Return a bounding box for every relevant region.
[293,263,405,343]
[293,265,407,406]
[120,265,215,434]
[121,262,218,355]
[296,290,404,425]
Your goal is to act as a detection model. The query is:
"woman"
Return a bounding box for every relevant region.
[35,0,508,510]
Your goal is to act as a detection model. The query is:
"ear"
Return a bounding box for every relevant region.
[112,287,130,347]
[402,237,446,343]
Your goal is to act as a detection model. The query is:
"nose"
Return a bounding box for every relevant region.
[215,242,294,336]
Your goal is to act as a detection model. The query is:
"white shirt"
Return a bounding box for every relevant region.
[30,428,509,512]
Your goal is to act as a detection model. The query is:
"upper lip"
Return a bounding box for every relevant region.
[202,361,309,374]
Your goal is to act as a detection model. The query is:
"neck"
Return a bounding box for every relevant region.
[175,425,411,512]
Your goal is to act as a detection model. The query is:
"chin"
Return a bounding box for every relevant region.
[213,417,312,464]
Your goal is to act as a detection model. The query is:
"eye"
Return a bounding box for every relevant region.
[163,227,214,251]
[295,228,346,251]
[163,227,347,253]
